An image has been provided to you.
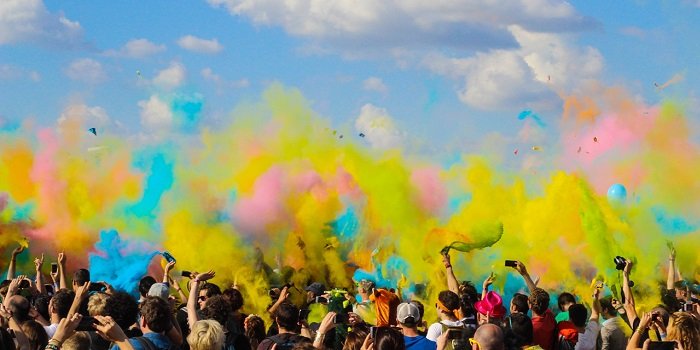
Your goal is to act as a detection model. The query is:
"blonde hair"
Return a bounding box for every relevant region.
[667,312,700,350]
[87,292,110,316]
[62,332,91,350]
[187,320,225,350]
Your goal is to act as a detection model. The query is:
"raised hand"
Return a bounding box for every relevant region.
[623,259,633,275]
[514,261,528,276]
[483,272,495,290]
[194,270,215,282]
[12,245,25,257]
[52,313,83,343]
[93,315,128,342]
[165,260,176,273]
[58,251,66,265]
[75,282,91,300]
[34,254,44,272]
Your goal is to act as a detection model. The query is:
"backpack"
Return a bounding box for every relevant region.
[556,334,576,350]
[440,323,470,350]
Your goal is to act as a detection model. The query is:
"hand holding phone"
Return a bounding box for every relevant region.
[162,252,176,264]
[51,263,58,274]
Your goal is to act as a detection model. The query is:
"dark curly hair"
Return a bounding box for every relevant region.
[202,295,232,326]
[528,288,550,315]
[105,291,139,330]
[244,315,266,350]
[223,288,244,311]
[140,296,173,333]
[438,290,461,312]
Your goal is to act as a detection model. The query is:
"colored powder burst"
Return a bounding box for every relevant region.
[0,84,697,320]
[89,230,158,297]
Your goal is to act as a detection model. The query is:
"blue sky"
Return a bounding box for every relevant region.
[1,0,698,151]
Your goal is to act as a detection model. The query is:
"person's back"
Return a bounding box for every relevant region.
[257,302,311,350]
[396,302,436,350]
[112,296,175,350]
[597,299,628,350]
[529,289,556,350]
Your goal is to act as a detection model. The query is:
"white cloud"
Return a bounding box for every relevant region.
[423,25,603,110]
[201,67,249,90]
[209,0,602,111]
[105,38,166,58]
[0,64,40,82]
[57,103,110,128]
[153,62,186,90]
[138,95,173,129]
[208,0,595,51]
[0,0,83,47]
[354,103,403,149]
[177,35,223,54]
[64,58,107,83]
[363,77,387,94]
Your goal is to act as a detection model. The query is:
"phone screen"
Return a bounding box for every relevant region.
[334,313,349,324]
[504,260,517,267]
[162,252,176,264]
[370,327,377,339]
[51,263,58,274]
[299,309,311,321]
[181,271,192,278]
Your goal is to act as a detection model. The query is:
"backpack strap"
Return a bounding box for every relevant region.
[134,337,157,350]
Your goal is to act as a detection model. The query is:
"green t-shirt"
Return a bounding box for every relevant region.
[555,310,569,323]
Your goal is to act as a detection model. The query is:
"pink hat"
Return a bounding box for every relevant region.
[474,291,506,318]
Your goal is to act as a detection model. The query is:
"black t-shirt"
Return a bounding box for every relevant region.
[257,333,311,350]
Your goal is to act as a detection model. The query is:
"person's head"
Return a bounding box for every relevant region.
[291,344,316,350]
[305,282,325,301]
[527,288,550,316]
[244,315,266,349]
[199,283,222,310]
[202,295,232,327]
[104,291,139,331]
[72,269,90,289]
[599,297,617,319]
[274,302,300,332]
[87,292,110,316]
[33,294,51,322]
[568,304,587,328]
[50,290,75,319]
[357,280,375,295]
[147,283,170,301]
[507,313,533,347]
[510,293,529,314]
[674,281,689,301]
[61,332,91,350]
[139,296,173,334]
[557,292,576,312]
[411,301,425,323]
[139,276,156,299]
[223,288,244,311]
[437,290,461,319]
[667,312,700,350]
[374,327,405,350]
[459,281,479,317]
[342,328,368,350]
[20,320,48,350]
[187,319,225,350]
[8,295,30,323]
[473,323,505,350]
[397,302,421,328]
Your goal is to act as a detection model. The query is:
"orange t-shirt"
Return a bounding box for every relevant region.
[370,289,400,326]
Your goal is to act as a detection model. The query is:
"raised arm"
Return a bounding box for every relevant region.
[513,261,537,292]
[267,285,290,315]
[442,253,459,294]
[187,270,215,329]
[622,259,638,327]
[626,312,652,350]
[67,282,90,319]
[34,254,45,295]
[591,284,601,322]
[163,260,175,284]
[57,252,67,290]
[169,275,188,303]
[481,273,495,300]
[666,247,676,291]
[7,245,25,280]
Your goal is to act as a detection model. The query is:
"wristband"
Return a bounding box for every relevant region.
[445,265,452,269]
[315,332,325,342]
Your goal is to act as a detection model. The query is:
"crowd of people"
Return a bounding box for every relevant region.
[0,243,697,350]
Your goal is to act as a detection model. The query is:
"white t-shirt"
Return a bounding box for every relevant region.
[44,323,58,338]
[575,319,600,350]
[426,320,464,342]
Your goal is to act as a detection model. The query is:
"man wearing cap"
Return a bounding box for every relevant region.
[148,283,170,301]
[305,282,326,305]
[398,302,437,350]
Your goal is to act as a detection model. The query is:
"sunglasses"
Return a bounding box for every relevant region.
[198,296,208,302]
